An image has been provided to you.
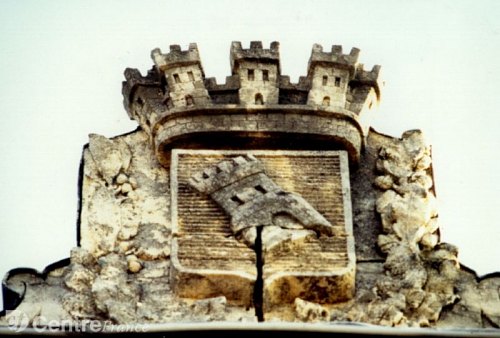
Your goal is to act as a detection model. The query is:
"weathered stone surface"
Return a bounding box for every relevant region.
[63,264,95,293]
[79,131,169,258]
[0,272,71,325]
[294,298,330,322]
[70,247,97,267]
[230,42,280,105]
[370,130,459,327]
[189,296,228,321]
[260,151,355,310]
[171,151,258,306]
[437,269,500,329]
[122,43,384,168]
[81,185,121,257]
[1,41,499,334]
[151,45,211,108]
[62,292,97,319]
[88,134,131,185]
[91,253,140,323]
[349,130,388,262]
[126,255,142,273]
[2,127,499,331]
[132,223,170,261]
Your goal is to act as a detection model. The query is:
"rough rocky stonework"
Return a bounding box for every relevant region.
[1,41,499,334]
[373,130,452,326]
[320,130,458,327]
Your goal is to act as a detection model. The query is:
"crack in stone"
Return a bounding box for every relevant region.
[253,225,264,322]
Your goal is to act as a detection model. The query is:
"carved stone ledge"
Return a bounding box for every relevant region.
[154,107,363,167]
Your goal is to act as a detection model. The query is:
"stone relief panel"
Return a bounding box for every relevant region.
[170,150,355,315]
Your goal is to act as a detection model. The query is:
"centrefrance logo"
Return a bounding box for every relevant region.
[6,310,29,332]
[5,310,148,333]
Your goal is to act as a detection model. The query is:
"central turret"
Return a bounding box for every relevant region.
[230,41,280,105]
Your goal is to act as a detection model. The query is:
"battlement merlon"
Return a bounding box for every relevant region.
[188,155,265,195]
[122,67,162,118]
[307,44,360,77]
[279,75,310,91]
[151,43,205,76]
[204,75,241,91]
[230,41,281,75]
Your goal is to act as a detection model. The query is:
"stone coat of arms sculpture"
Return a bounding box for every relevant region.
[0,41,499,334]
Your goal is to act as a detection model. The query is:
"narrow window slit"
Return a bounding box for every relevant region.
[231,195,245,205]
[254,185,267,194]
[262,70,269,81]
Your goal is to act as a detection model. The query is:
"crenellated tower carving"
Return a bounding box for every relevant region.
[122,41,383,166]
[151,44,210,108]
[230,41,280,105]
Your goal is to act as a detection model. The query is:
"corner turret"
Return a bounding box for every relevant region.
[347,64,383,131]
[306,44,359,108]
[151,44,211,108]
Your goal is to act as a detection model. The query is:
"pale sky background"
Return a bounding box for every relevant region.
[1,0,499,310]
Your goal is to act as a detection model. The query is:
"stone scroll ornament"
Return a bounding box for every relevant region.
[188,155,335,251]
